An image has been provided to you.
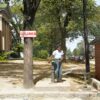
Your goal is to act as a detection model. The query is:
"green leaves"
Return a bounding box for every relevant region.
[7,0,99,54]
[0,3,7,8]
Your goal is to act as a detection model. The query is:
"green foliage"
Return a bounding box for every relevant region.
[33,32,50,58]
[88,6,100,36]
[13,43,24,52]
[7,0,99,58]
[37,50,48,59]
[9,43,24,58]
[0,56,5,61]
[67,0,98,38]
[9,0,23,44]
[33,32,50,59]
[33,40,41,57]
[0,51,12,61]
[0,3,7,8]
[72,40,85,56]
[66,49,72,57]
[73,48,79,56]
[36,0,98,52]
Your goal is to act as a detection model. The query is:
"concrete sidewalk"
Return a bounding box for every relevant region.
[0,78,99,100]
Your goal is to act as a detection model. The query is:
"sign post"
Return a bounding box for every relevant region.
[20,30,36,88]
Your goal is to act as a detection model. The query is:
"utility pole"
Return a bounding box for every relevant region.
[83,0,90,74]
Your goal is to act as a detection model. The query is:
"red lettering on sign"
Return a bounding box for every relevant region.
[20,31,37,38]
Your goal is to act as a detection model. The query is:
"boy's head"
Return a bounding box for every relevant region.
[56,44,62,51]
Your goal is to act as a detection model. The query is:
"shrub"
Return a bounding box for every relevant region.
[38,50,48,59]
[0,56,5,61]
[0,51,12,61]
[13,43,24,52]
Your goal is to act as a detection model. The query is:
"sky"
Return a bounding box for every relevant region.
[66,37,83,52]
[95,0,100,6]
[66,0,100,52]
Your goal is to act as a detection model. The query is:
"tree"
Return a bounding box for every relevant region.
[83,0,90,73]
[77,41,84,56]
[36,0,97,57]
[22,0,41,88]
[8,0,97,57]
[2,0,23,45]
[73,48,79,56]
[88,6,100,36]
[66,49,72,58]
[10,0,23,44]
[3,0,99,85]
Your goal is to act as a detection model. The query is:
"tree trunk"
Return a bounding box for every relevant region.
[83,0,90,73]
[61,28,67,51]
[57,17,67,61]
[22,0,41,88]
[24,37,34,88]
[61,29,67,62]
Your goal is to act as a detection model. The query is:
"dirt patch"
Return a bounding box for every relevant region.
[0,61,96,92]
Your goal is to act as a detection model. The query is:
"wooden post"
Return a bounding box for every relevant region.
[20,31,37,88]
[51,63,55,82]
[23,37,34,88]
[22,0,41,88]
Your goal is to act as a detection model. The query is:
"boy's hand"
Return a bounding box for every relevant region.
[48,60,51,63]
[48,55,53,63]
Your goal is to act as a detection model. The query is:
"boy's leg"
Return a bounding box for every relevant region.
[57,62,62,82]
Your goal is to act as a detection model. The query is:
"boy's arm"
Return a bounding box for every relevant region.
[48,55,54,63]
[60,51,64,62]
[60,55,64,62]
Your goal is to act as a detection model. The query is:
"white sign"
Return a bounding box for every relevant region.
[20,31,37,38]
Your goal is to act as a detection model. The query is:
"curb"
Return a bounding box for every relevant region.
[91,78,100,90]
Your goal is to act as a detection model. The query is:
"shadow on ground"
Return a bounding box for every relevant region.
[0,62,95,85]
[0,62,51,84]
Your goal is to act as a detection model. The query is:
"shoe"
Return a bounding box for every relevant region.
[57,79,62,82]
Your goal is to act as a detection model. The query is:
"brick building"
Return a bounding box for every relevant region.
[91,37,100,80]
[0,3,12,51]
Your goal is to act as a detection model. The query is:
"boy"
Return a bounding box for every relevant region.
[49,45,64,82]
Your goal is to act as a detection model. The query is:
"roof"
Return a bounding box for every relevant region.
[90,37,100,44]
